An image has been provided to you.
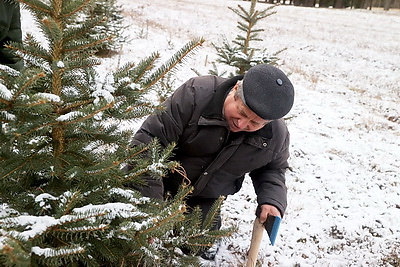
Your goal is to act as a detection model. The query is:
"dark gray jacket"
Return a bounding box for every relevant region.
[0,0,23,70]
[131,75,290,216]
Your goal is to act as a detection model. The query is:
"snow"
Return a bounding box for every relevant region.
[0,203,146,245]
[35,193,57,208]
[56,111,84,121]
[31,245,85,257]
[34,92,62,103]
[147,162,168,176]
[3,215,59,241]
[72,202,145,219]
[13,0,400,265]
[109,187,151,203]
[0,83,12,101]
[93,74,116,104]
[92,89,115,104]
[56,61,65,68]
[0,111,16,121]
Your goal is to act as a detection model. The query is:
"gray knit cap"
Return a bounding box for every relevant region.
[241,64,294,120]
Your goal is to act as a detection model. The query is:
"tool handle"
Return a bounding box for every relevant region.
[246,218,264,267]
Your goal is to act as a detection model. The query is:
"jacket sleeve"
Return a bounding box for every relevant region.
[133,78,196,146]
[250,123,290,217]
[126,78,197,199]
[0,2,23,70]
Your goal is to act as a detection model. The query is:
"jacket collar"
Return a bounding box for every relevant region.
[201,75,243,120]
[199,74,274,141]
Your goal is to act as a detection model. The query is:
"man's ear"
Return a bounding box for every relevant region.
[231,84,239,100]
[233,83,239,91]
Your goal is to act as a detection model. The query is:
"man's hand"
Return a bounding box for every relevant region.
[259,204,280,224]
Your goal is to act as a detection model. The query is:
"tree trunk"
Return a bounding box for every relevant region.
[363,0,373,9]
[293,0,303,5]
[319,0,331,7]
[335,0,345,8]
[303,0,315,6]
[383,0,391,9]
[352,0,364,8]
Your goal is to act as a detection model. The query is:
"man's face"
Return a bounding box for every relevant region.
[223,84,270,132]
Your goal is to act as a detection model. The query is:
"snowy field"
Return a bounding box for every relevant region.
[21,0,400,266]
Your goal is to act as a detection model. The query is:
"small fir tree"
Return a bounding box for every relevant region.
[154,72,176,104]
[0,0,232,266]
[210,0,284,76]
[86,0,128,56]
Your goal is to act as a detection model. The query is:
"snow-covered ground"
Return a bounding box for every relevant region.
[20,0,400,266]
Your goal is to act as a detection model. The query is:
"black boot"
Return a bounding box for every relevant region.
[200,240,220,261]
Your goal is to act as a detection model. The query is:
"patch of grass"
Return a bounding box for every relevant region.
[348,86,366,94]
[381,247,400,267]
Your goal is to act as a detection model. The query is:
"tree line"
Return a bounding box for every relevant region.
[251,0,399,10]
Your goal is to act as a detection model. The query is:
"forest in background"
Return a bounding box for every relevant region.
[249,0,400,10]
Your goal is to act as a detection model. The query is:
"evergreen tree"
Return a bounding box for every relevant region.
[0,0,232,266]
[86,0,127,56]
[210,0,284,76]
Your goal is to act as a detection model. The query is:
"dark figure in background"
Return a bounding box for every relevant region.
[0,0,23,71]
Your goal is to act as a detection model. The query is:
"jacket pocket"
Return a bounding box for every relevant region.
[195,169,240,198]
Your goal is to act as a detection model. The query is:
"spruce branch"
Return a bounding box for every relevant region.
[12,72,46,101]
[144,38,205,89]
[59,191,82,216]
[0,236,31,266]
[59,0,92,18]
[63,16,108,43]
[1,1,229,265]
[64,35,113,54]
[1,151,37,179]
[62,101,115,125]
[60,99,93,114]
[202,196,225,230]
[31,244,87,266]
[5,40,50,65]
[130,52,160,85]
[138,205,186,236]
[11,101,114,140]
[18,0,52,15]
[88,145,148,176]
